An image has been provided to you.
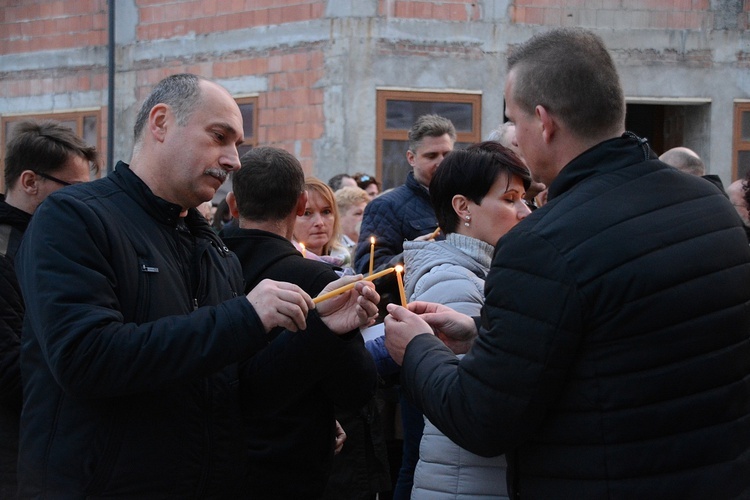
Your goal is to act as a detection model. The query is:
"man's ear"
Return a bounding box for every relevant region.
[295,190,308,216]
[536,105,557,144]
[406,149,416,167]
[226,191,240,219]
[149,103,170,143]
[18,170,40,195]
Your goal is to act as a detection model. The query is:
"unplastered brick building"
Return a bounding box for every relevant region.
[2,0,749,193]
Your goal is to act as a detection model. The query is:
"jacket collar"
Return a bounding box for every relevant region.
[405,171,430,198]
[0,195,32,232]
[548,132,657,201]
[111,161,227,252]
[112,161,185,226]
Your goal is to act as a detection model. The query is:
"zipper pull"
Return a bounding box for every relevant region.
[193,298,199,311]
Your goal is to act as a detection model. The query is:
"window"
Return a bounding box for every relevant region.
[733,101,750,181]
[376,90,481,190]
[211,96,258,205]
[236,96,258,158]
[1,110,101,192]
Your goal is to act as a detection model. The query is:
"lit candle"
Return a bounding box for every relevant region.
[368,236,375,275]
[395,264,407,307]
[313,267,396,304]
[299,242,306,258]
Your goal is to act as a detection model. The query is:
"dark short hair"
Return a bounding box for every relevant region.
[507,28,625,140]
[133,73,204,142]
[232,147,305,221]
[4,120,100,189]
[408,114,457,153]
[328,173,354,191]
[430,141,531,234]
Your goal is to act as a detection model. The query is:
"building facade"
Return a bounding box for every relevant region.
[1,0,750,193]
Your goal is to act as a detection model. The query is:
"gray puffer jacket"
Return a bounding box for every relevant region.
[404,233,509,500]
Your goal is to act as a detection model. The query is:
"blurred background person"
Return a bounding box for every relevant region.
[354,173,381,198]
[335,186,370,256]
[403,142,530,500]
[329,173,358,192]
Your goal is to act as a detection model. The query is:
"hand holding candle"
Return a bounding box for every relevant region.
[368,236,375,275]
[313,267,395,304]
[395,264,407,307]
[428,227,441,240]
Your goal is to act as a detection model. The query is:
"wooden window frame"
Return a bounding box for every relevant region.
[376,90,482,187]
[733,101,750,181]
[235,96,259,153]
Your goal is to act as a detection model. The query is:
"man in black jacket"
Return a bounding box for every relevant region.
[385,28,750,498]
[0,120,99,499]
[222,146,378,498]
[16,74,378,498]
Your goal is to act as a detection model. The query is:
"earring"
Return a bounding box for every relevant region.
[464,214,471,227]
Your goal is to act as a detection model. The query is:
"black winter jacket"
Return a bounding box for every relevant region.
[16,162,270,498]
[401,135,750,499]
[0,197,30,499]
[222,229,377,498]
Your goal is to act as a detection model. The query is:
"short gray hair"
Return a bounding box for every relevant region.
[133,73,205,142]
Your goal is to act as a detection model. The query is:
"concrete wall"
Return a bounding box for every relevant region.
[1,0,749,184]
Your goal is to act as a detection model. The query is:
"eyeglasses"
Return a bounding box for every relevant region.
[35,171,73,187]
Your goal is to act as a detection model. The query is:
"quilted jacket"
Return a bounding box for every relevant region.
[405,233,508,500]
[401,134,750,499]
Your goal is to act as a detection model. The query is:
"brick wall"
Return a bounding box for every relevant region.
[511,0,713,30]
[378,0,481,21]
[0,0,107,54]
[138,0,325,41]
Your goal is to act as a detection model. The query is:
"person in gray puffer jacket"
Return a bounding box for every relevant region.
[404,142,531,499]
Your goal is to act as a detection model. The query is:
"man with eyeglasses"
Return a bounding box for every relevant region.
[0,120,99,499]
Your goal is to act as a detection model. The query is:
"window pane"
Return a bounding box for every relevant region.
[5,121,22,144]
[58,120,77,131]
[741,111,750,142]
[239,102,254,139]
[83,116,97,147]
[381,139,409,190]
[238,144,253,159]
[739,151,750,181]
[385,100,473,132]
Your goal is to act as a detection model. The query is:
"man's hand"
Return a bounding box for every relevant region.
[316,276,380,334]
[408,301,478,353]
[384,301,477,364]
[246,279,314,333]
[334,419,347,455]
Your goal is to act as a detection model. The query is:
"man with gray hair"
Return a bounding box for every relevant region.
[15,73,378,497]
[385,28,750,497]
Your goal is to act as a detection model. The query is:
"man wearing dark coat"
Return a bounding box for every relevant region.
[385,28,750,498]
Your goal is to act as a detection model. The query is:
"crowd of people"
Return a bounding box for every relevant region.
[2,27,750,499]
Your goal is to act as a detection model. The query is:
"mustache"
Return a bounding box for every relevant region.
[204,168,228,182]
